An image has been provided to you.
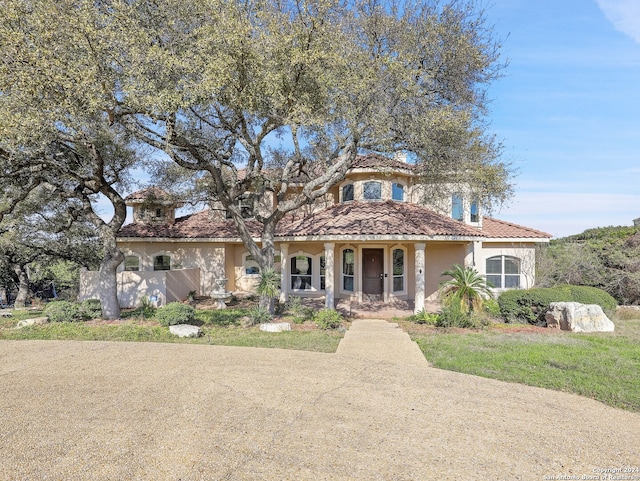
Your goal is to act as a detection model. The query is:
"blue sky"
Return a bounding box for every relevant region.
[483,0,640,237]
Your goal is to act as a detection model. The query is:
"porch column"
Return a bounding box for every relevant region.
[279,243,289,304]
[464,240,482,268]
[324,242,335,309]
[414,242,426,313]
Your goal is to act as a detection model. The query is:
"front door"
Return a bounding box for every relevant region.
[362,249,384,295]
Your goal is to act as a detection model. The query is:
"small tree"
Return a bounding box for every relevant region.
[256,268,280,315]
[440,264,494,314]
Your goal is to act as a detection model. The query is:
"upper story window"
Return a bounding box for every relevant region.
[153,255,171,271]
[342,184,354,202]
[470,200,479,223]
[392,183,405,201]
[452,193,463,221]
[124,255,140,272]
[363,181,382,201]
[486,256,521,289]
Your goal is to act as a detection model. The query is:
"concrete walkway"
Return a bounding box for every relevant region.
[1,320,639,480]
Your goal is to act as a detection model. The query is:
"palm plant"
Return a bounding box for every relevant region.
[439,264,494,313]
[257,267,280,315]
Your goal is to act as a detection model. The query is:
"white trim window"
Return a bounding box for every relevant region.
[124,255,140,272]
[342,248,355,292]
[470,200,479,223]
[291,255,313,291]
[452,193,463,221]
[243,253,260,275]
[486,255,521,289]
[392,248,405,292]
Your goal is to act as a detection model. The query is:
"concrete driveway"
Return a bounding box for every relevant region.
[1,320,639,480]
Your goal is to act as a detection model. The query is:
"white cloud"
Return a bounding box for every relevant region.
[596,0,640,43]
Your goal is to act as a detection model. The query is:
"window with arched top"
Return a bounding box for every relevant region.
[363,181,382,201]
[291,255,313,291]
[392,248,405,292]
[452,193,463,221]
[486,256,521,289]
[470,200,479,223]
[342,184,354,202]
[342,248,355,292]
[124,255,140,272]
[153,255,171,271]
[392,183,405,201]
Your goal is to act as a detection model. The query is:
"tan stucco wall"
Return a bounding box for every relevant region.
[477,242,538,290]
[424,243,467,301]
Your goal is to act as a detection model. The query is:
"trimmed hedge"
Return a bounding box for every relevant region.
[498,285,617,325]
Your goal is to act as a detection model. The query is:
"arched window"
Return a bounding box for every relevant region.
[342,184,354,202]
[243,254,260,275]
[153,255,171,271]
[452,193,463,221]
[392,183,405,201]
[124,255,140,272]
[470,200,479,223]
[342,248,355,292]
[392,248,405,292]
[291,255,312,290]
[363,181,382,200]
[486,256,521,289]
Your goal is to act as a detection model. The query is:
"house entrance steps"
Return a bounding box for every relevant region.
[336,319,428,366]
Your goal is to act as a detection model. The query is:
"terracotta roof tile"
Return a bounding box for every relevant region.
[277,201,481,237]
[481,217,552,239]
[351,153,414,172]
[125,187,172,202]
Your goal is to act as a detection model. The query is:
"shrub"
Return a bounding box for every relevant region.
[44,301,85,323]
[482,298,501,317]
[313,308,343,330]
[284,296,314,324]
[248,306,272,325]
[156,302,196,326]
[498,285,618,324]
[195,309,247,326]
[81,299,102,320]
[410,309,439,325]
[436,302,480,329]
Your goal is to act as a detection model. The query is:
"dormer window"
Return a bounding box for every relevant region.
[342,184,354,202]
[363,181,381,201]
[392,183,405,201]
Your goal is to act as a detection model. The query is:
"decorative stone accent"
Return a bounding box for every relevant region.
[545,302,614,333]
[169,324,202,338]
[15,317,49,329]
[259,322,291,333]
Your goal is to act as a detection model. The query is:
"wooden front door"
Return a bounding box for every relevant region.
[362,249,384,295]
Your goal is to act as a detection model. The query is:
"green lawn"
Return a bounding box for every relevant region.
[401,315,640,412]
[0,308,343,353]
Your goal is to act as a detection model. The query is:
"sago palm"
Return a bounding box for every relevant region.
[439,264,494,313]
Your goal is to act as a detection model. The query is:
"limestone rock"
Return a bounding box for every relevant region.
[259,322,291,333]
[169,324,202,338]
[545,302,614,333]
[15,317,49,329]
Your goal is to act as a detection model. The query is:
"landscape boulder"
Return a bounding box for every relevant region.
[259,322,291,333]
[15,317,49,329]
[169,324,202,338]
[545,302,614,333]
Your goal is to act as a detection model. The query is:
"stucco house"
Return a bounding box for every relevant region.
[80,155,551,312]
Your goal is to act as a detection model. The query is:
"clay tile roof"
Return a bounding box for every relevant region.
[481,217,552,239]
[277,201,482,237]
[125,187,172,202]
[118,210,262,239]
[351,153,414,172]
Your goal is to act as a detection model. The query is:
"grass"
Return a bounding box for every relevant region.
[0,307,343,353]
[400,313,640,412]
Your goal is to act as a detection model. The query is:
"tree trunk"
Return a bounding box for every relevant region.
[13,264,29,308]
[98,243,124,320]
